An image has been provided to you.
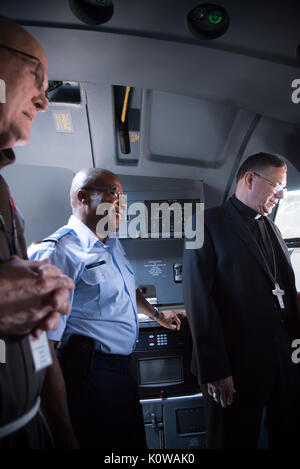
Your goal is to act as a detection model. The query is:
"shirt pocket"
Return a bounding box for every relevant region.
[77,266,104,318]
[120,257,136,293]
[82,267,105,285]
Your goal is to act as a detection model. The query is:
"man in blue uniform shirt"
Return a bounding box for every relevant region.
[30,168,183,448]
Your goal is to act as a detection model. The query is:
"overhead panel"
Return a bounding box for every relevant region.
[13,83,94,173]
[147,90,238,167]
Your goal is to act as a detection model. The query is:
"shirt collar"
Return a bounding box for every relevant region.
[231,194,260,219]
[0,149,16,170]
[67,215,117,250]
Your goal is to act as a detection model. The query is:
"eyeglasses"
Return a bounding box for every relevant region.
[253,171,287,196]
[0,43,46,92]
[83,187,124,200]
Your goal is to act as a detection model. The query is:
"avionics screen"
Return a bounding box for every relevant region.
[138,356,183,386]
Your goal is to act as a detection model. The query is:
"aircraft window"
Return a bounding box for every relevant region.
[275,190,300,291]
[275,190,300,239]
[290,248,300,292]
[47,81,81,104]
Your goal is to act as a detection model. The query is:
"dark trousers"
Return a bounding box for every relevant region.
[201,336,300,449]
[60,351,147,449]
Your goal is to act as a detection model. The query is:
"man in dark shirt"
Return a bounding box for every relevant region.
[183,153,300,448]
[0,15,75,448]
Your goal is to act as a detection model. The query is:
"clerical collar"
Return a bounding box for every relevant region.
[231,195,260,219]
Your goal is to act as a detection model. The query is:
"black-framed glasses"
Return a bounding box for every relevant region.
[253,171,287,196]
[83,186,124,199]
[0,43,45,92]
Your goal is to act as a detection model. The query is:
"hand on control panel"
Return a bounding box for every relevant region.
[155,309,186,331]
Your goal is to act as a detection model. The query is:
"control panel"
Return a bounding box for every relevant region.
[135,329,185,351]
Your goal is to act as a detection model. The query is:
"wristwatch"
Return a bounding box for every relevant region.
[152,307,160,320]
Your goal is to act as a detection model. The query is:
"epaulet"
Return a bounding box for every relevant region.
[42,227,72,245]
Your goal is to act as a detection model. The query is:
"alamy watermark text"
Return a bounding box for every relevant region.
[96,196,204,249]
[0,339,6,364]
[0,79,6,104]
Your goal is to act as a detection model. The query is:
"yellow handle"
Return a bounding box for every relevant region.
[121,86,131,123]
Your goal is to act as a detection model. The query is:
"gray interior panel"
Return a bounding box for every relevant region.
[13,99,94,172]
[148,91,238,166]
[2,164,74,245]
[122,238,184,305]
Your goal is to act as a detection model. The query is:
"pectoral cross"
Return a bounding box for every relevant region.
[272,282,285,309]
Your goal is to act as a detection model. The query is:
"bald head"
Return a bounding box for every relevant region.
[70,168,124,241]
[0,16,47,67]
[0,15,48,150]
[70,168,121,209]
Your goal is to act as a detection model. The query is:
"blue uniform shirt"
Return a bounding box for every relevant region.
[29,215,139,355]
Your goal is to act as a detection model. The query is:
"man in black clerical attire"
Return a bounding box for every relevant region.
[183,153,300,448]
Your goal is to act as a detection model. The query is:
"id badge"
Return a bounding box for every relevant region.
[29,332,53,372]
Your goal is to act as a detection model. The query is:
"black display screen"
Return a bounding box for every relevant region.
[138,356,183,386]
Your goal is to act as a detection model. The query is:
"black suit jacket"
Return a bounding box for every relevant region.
[183,197,300,402]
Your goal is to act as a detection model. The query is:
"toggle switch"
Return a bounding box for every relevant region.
[173,263,183,283]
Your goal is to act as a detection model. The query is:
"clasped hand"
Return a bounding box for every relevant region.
[0,256,74,337]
